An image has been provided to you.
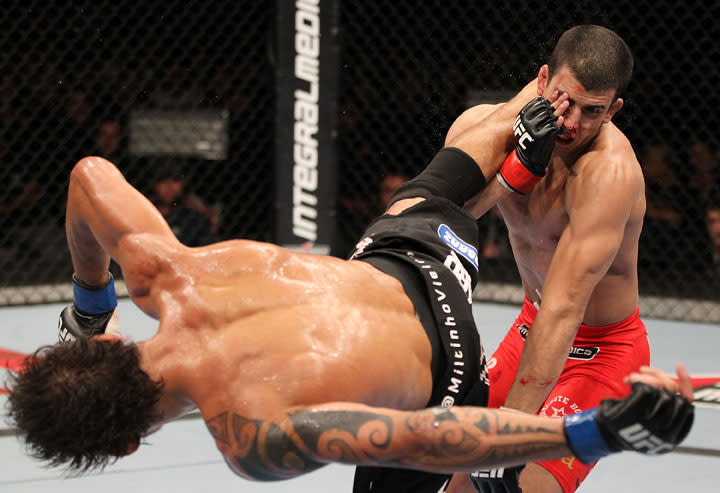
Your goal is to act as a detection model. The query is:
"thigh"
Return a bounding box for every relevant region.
[534,373,619,492]
[487,326,524,408]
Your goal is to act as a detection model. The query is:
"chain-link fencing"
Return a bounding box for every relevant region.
[1,1,719,321]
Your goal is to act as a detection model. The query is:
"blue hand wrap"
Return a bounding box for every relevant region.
[72,273,117,314]
[563,408,610,465]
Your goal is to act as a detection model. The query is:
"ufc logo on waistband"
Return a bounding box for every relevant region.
[619,423,674,455]
[471,467,506,479]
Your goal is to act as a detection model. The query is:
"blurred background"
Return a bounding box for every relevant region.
[0,0,719,321]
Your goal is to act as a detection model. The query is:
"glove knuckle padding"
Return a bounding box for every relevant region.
[596,383,694,454]
[515,97,559,175]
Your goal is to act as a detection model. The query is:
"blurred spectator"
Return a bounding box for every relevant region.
[477,208,511,260]
[332,172,409,258]
[680,188,720,296]
[0,136,42,232]
[379,172,409,210]
[678,137,720,270]
[687,137,719,201]
[91,117,135,185]
[705,193,720,271]
[58,88,97,165]
[639,143,685,273]
[680,137,719,225]
[148,165,215,247]
[93,119,126,163]
[151,61,203,109]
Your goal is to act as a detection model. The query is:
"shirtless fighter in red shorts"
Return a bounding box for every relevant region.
[446,25,647,493]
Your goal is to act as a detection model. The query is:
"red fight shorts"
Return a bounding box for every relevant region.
[487,298,650,493]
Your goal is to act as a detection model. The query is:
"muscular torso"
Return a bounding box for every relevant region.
[497,123,645,325]
[134,239,433,423]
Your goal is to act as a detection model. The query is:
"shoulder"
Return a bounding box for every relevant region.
[575,124,644,192]
[564,126,645,222]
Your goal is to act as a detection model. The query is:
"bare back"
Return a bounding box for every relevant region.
[497,122,645,324]
[67,156,433,425]
[135,239,434,420]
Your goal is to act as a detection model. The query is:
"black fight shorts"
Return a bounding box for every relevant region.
[351,197,490,493]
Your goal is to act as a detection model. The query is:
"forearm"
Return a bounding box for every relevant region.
[287,405,570,474]
[66,163,113,286]
[463,178,512,218]
[504,308,581,413]
[210,405,570,481]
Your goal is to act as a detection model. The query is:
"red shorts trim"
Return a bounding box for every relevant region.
[487,298,650,492]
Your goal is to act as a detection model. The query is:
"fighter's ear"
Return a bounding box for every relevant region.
[604,98,624,123]
[114,437,140,457]
[537,65,550,96]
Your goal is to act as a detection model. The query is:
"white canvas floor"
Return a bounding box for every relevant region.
[1,300,717,492]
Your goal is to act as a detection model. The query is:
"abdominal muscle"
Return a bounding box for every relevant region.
[500,196,638,327]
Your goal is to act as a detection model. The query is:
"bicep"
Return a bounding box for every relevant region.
[542,185,632,313]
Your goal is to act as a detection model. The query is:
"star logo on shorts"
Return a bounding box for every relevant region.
[550,405,566,417]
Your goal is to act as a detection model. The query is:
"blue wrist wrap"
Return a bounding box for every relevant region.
[72,273,117,314]
[563,408,610,465]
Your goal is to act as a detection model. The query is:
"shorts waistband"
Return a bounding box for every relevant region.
[360,253,486,408]
[520,297,642,337]
[360,256,442,382]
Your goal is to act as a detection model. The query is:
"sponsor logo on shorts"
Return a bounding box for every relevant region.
[561,456,576,470]
[438,224,478,271]
[517,323,529,339]
[470,467,508,479]
[516,324,599,360]
[540,395,581,417]
[567,346,600,360]
[349,236,373,259]
[406,252,468,406]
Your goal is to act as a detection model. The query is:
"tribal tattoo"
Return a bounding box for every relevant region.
[206,405,567,480]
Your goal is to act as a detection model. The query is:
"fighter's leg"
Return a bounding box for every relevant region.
[388,88,569,218]
[66,156,182,316]
[517,374,622,493]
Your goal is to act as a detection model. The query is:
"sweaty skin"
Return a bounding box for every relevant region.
[445,65,645,493]
[61,88,572,482]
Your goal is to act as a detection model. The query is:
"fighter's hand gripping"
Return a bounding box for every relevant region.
[563,382,694,464]
[58,273,121,343]
[497,97,563,194]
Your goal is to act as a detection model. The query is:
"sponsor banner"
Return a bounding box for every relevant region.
[684,375,720,409]
[275,0,339,251]
[1,347,28,394]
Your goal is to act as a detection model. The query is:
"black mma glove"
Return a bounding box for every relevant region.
[497,97,563,194]
[58,305,117,342]
[469,465,524,493]
[564,382,694,465]
[58,272,120,343]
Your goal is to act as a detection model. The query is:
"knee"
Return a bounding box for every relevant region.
[518,464,564,493]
